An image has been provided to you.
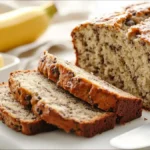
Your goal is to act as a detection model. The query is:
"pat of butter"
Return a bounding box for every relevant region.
[0,54,4,68]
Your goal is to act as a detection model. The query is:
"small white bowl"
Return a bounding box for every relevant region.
[0,53,20,82]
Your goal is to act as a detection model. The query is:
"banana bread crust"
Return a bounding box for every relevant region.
[32,101,115,137]
[0,83,56,135]
[0,108,55,135]
[72,2,150,61]
[71,2,150,110]
[9,70,116,137]
[71,2,150,67]
[37,51,142,124]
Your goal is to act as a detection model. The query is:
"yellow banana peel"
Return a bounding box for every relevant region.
[0,2,57,52]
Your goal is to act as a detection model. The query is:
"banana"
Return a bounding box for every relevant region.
[0,2,57,52]
[0,54,4,68]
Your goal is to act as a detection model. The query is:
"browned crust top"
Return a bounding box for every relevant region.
[42,51,141,101]
[37,51,142,123]
[71,2,150,44]
[125,2,150,15]
[94,2,150,26]
[128,17,150,43]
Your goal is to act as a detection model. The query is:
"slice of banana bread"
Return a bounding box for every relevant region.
[37,51,142,124]
[0,83,56,135]
[71,2,150,110]
[9,70,116,137]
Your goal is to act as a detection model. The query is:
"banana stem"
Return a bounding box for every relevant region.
[43,2,57,18]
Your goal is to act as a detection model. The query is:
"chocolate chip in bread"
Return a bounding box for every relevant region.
[9,70,116,137]
[71,2,150,110]
[0,83,56,135]
[38,51,142,124]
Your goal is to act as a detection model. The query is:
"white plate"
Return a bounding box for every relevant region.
[0,110,149,149]
[0,53,20,82]
[0,50,150,149]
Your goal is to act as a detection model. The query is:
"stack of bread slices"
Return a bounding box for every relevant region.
[0,50,142,137]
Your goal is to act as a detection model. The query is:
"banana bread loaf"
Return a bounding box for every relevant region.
[38,51,142,124]
[0,83,56,135]
[9,70,116,137]
[71,2,150,110]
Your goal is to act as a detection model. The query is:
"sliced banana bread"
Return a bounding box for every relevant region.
[71,2,150,110]
[0,83,56,135]
[9,70,116,137]
[38,51,142,124]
